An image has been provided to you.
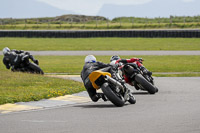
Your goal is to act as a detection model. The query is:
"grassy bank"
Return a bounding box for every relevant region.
[0,38,200,51]
[0,71,85,105]
[1,23,200,30]
[1,55,199,76]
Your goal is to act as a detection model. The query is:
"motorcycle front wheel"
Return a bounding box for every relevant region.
[101,82,125,107]
[28,62,44,74]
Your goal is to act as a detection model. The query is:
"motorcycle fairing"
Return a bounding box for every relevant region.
[89,70,111,89]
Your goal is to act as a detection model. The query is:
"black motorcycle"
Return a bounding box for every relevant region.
[12,55,44,74]
[119,63,158,94]
[89,69,136,107]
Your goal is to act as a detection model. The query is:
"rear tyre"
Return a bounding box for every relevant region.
[28,62,44,74]
[135,74,157,94]
[101,82,125,107]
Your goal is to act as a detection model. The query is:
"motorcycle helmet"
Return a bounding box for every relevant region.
[2,47,10,55]
[85,55,97,63]
[110,60,117,66]
[110,55,120,62]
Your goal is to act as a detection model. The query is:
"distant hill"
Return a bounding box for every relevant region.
[0,0,74,18]
[98,0,200,19]
[0,14,108,24]
[53,15,107,22]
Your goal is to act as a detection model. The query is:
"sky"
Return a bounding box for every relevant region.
[0,0,200,19]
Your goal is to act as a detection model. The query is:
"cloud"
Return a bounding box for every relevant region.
[182,0,195,3]
[37,0,152,15]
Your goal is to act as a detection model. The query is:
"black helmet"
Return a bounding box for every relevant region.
[110,55,120,62]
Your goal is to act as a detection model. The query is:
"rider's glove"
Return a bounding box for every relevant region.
[138,58,143,63]
[34,60,39,65]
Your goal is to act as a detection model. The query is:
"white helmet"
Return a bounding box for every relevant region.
[85,55,96,63]
[2,47,10,55]
[110,60,117,66]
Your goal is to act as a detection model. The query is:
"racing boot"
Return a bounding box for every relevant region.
[33,59,39,65]
[29,55,39,65]
[140,66,152,76]
[92,93,107,102]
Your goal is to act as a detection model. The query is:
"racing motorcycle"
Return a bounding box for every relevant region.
[118,62,158,94]
[11,55,44,74]
[89,69,136,107]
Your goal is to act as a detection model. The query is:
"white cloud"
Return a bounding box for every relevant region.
[37,0,152,15]
[182,0,195,3]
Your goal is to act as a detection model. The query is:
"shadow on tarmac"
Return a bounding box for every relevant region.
[132,91,149,95]
[73,103,129,108]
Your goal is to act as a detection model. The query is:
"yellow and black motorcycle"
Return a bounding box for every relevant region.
[89,70,136,107]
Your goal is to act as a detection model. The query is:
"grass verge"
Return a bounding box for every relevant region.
[0,23,200,30]
[0,38,200,51]
[0,71,85,105]
[1,55,200,75]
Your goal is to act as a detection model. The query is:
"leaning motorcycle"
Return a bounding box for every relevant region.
[12,55,44,74]
[119,63,158,94]
[89,70,136,107]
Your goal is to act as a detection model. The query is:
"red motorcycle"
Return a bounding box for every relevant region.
[117,59,158,94]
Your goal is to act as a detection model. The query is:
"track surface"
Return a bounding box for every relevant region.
[0,77,200,133]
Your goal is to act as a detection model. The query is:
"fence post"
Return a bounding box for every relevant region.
[13,19,16,27]
[120,17,122,27]
[83,19,85,28]
[10,18,13,26]
[132,17,134,28]
[145,17,148,24]
[107,18,109,28]
[37,19,39,27]
[24,19,27,27]
[198,15,200,24]
[158,16,160,25]
[170,16,173,24]
[48,20,50,28]
[184,17,186,24]
[71,18,73,27]
[96,17,98,28]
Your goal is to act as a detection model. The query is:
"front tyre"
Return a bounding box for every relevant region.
[135,74,157,94]
[101,82,125,107]
[28,62,44,74]
[128,95,136,104]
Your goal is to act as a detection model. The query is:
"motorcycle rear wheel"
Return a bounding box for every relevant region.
[101,82,125,107]
[135,74,157,94]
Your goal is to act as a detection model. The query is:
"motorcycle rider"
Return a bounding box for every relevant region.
[81,55,125,102]
[2,47,39,71]
[110,55,152,85]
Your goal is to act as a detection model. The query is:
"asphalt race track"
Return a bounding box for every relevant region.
[0,77,200,133]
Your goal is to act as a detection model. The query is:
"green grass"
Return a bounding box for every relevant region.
[1,22,200,30]
[1,55,199,75]
[0,55,199,104]
[0,71,85,105]
[1,38,200,51]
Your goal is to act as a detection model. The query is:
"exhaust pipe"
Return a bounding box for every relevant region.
[105,75,124,90]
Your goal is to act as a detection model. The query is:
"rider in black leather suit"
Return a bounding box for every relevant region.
[2,47,38,71]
